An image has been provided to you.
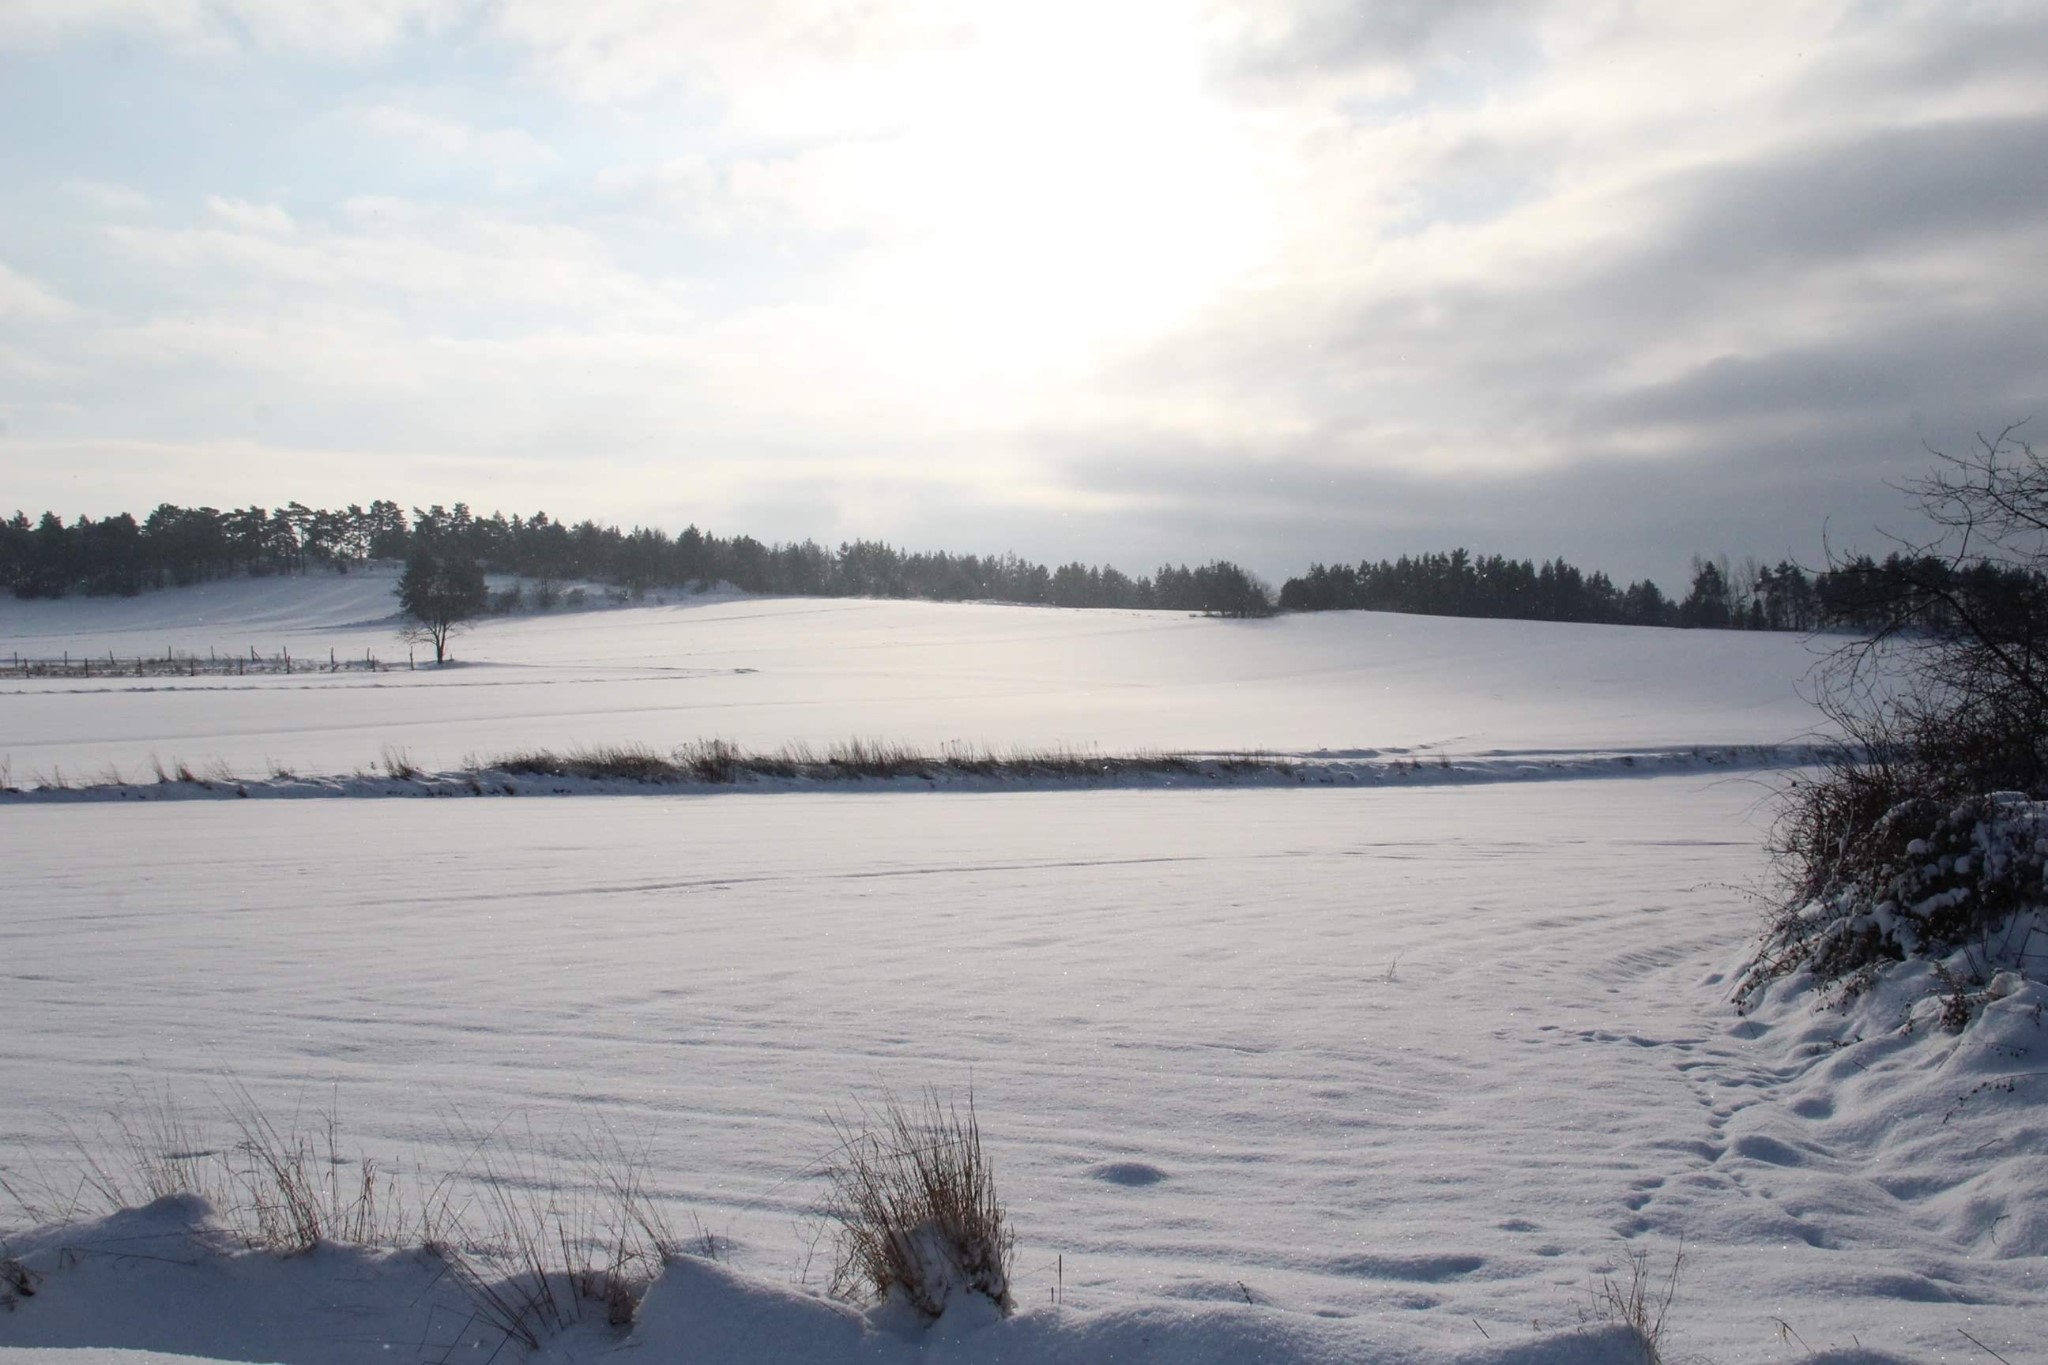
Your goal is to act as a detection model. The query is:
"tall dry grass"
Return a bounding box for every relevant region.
[821,1089,1013,1320]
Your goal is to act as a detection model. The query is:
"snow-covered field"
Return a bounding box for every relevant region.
[1,567,1821,784]
[1,576,2040,1364]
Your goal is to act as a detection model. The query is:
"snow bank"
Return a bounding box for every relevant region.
[0,1196,1658,1365]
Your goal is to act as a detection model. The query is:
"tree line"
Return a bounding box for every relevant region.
[0,501,1274,617]
[1276,549,1998,631]
[1276,551,1806,628]
[4,498,2024,633]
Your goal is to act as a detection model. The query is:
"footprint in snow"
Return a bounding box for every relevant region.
[1088,1161,1168,1186]
[1728,1133,1814,1167]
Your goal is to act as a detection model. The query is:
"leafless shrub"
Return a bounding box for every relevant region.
[1755,426,2048,1008]
[379,747,419,781]
[823,1089,1013,1321]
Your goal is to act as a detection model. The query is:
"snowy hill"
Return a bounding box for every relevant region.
[1,570,1824,782]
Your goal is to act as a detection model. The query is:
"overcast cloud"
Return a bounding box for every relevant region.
[1,0,2044,587]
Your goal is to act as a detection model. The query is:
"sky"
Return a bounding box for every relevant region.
[1,0,2045,588]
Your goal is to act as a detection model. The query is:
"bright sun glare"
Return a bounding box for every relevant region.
[840,2,1272,391]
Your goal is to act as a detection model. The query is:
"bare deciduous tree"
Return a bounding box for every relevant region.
[397,548,487,664]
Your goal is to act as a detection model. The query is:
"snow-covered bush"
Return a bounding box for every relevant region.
[1756,429,2048,1019]
[823,1090,1013,1321]
[1745,790,2047,1017]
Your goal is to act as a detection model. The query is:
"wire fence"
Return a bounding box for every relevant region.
[1,647,398,679]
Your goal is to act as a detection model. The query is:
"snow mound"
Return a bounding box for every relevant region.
[0,1200,1656,1365]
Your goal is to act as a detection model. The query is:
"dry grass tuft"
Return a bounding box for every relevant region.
[1584,1243,1682,1365]
[823,1089,1013,1321]
[219,1086,398,1251]
[0,1251,38,1308]
[0,1085,403,1253]
[677,737,743,782]
[1,1089,686,1346]
[425,1126,680,1343]
[477,738,1297,789]
[494,743,679,782]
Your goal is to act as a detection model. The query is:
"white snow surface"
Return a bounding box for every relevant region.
[0,567,1824,783]
[0,576,2040,1365]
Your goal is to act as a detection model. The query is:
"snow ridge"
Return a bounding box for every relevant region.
[0,744,1827,804]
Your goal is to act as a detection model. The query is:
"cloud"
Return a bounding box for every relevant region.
[1207,0,1535,87]
[1090,27,2048,456]
[0,262,74,320]
[206,197,295,235]
[59,179,156,216]
[0,0,470,56]
[103,199,680,320]
[5,0,2047,588]
[1625,114,2048,282]
[486,0,971,107]
[592,140,926,249]
[1033,414,1948,587]
[349,105,557,176]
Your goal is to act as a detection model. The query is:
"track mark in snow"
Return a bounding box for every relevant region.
[376,852,1242,906]
[1087,1161,1169,1186]
[1324,1252,1485,1282]
[1159,1278,1279,1306]
[1727,1133,1818,1167]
